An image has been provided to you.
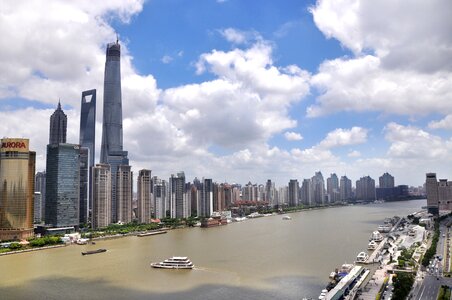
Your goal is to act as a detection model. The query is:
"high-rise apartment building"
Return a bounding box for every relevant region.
[35,171,46,222]
[200,178,213,217]
[426,173,439,214]
[312,171,325,205]
[45,143,80,227]
[379,172,395,188]
[340,175,352,201]
[356,176,376,201]
[169,172,187,218]
[301,179,312,206]
[100,40,130,223]
[152,177,167,219]
[288,179,299,207]
[0,138,35,240]
[327,173,340,203]
[34,192,42,224]
[92,164,111,229]
[49,101,67,145]
[265,179,275,207]
[79,89,96,222]
[116,165,133,224]
[137,169,152,223]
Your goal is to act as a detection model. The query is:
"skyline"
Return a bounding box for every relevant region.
[1,1,452,186]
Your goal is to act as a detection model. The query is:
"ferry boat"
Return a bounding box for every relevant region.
[151,256,194,269]
[81,249,107,255]
[378,224,391,233]
[367,240,378,250]
[370,230,383,242]
[282,215,292,220]
[356,252,369,263]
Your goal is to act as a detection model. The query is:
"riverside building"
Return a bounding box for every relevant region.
[79,89,96,223]
[0,138,36,240]
[137,169,152,223]
[100,39,130,223]
[92,164,111,229]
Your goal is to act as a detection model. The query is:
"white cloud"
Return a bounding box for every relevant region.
[348,150,361,158]
[429,115,452,130]
[319,127,367,149]
[219,28,261,45]
[384,122,450,159]
[284,131,303,141]
[161,55,173,64]
[308,0,452,117]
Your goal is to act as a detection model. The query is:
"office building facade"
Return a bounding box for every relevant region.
[116,165,133,224]
[80,89,96,221]
[45,143,80,228]
[100,40,130,223]
[0,138,35,240]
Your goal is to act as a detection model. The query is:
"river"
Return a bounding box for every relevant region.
[0,200,425,300]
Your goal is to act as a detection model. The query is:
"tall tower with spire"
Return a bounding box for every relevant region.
[49,100,67,145]
[100,39,131,222]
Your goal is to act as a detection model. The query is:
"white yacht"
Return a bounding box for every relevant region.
[370,230,383,242]
[282,215,292,220]
[356,252,369,263]
[367,240,378,250]
[151,257,194,269]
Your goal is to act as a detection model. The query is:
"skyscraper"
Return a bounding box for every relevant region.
[288,179,299,207]
[301,179,312,206]
[137,169,152,223]
[80,89,96,168]
[200,178,213,217]
[100,40,129,222]
[379,172,395,188]
[312,171,325,205]
[92,164,111,229]
[116,165,133,224]
[327,173,340,203]
[340,175,352,201]
[170,172,187,218]
[426,173,439,214]
[0,138,35,240]
[356,176,376,201]
[35,171,46,222]
[80,89,96,221]
[152,177,167,219]
[45,143,80,227]
[49,101,67,145]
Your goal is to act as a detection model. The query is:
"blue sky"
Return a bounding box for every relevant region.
[1,0,452,187]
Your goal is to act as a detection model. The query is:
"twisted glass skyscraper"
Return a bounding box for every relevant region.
[100,40,129,222]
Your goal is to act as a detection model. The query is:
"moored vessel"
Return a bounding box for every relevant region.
[355,251,369,263]
[151,256,194,269]
[81,248,107,255]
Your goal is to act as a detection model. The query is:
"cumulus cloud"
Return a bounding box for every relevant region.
[284,131,303,141]
[429,115,452,130]
[384,122,450,159]
[308,0,452,117]
[219,28,261,45]
[319,127,367,149]
[347,150,361,158]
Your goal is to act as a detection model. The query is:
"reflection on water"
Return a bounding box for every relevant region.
[0,200,425,299]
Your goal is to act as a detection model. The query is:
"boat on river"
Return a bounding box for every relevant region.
[151,256,194,269]
[137,230,167,237]
[81,249,107,256]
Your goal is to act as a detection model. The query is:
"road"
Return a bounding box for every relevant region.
[412,217,451,300]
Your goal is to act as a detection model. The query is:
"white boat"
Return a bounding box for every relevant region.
[282,215,292,220]
[378,225,391,233]
[368,240,378,250]
[370,231,383,242]
[356,252,369,263]
[151,256,194,269]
